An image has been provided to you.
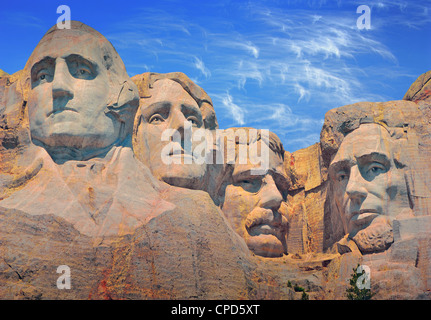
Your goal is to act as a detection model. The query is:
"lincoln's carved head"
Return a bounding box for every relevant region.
[329,121,412,253]
[25,21,139,163]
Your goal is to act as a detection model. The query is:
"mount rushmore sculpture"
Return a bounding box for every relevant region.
[0,21,430,299]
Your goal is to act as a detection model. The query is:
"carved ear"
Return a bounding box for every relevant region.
[116,80,139,109]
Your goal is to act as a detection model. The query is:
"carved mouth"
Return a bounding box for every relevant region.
[246,209,286,237]
[168,148,195,159]
[248,224,279,237]
[350,209,380,225]
[47,107,78,117]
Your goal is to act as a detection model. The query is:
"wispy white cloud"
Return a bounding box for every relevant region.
[235,102,325,150]
[210,37,260,58]
[233,60,264,89]
[194,4,401,111]
[1,11,46,30]
[211,92,246,126]
[294,83,310,102]
[252,103,324,131]
[364,0,431,29]
[193,57,211,78]
[232,40,259,59]
[220,92,246,126]
[284,133,322,150]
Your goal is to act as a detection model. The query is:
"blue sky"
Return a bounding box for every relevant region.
[1,0,430,152]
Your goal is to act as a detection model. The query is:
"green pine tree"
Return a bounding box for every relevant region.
[291,283,310,300]
[346,264,374,300]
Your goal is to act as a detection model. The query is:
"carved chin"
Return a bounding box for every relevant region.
[351,219,394,254]
[156,164,207,189]
[246,234,286,257]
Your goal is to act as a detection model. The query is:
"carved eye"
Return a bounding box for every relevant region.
[36,70,50,82]
[335,171,349,182]
[30,59,55,88]
[149,114,165,124]
[66,56,96,80]
[338,174,347,181]
[237,178,262,193]
[186,116,200,127]
[368,163,386,175]
[74,66,93,79]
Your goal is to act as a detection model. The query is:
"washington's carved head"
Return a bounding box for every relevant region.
[133,72,218,189]
[25,21,139,163]
[329,121,412,253]
[217,128,290,258]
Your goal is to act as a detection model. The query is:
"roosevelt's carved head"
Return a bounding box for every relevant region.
[217,128,290,258]
[132,72,218,190]
[329,121,412,253]
[25,21,139,163]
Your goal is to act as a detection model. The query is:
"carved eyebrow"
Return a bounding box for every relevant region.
[141,101,171,119]
[181,103,201,117]
[232,169,264,182]
[31,56,55,74]
[64,54,98,71]
[356,152,390,167]
[272,170,289,187]
[182,104,203,127]
[330,158,353,169]
[329,159,353,177]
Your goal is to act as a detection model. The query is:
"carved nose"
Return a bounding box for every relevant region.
[259,175,283,211]
[169,110,188,133]
[52,59,74,100]
[346,165,367,202]
[169,109,193,151]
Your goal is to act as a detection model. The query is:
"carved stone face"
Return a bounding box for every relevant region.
[329,123,410,252]
[27,30,120,151]
[221,141,289,257]
[135,79,207,189]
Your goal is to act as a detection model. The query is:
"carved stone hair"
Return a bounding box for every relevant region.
[221,127,285,162]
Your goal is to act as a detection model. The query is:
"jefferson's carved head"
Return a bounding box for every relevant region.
[329,121,412,253]
[25,21,139,163]
[132,72,218,190]
[217,128,290,257]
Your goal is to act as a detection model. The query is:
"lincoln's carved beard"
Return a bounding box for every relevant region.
[350,216,394,254]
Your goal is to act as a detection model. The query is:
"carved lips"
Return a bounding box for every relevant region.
[350,209,380,226]
[47,107,78,117]
[165,142,196,161]
[245,207,287,239]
